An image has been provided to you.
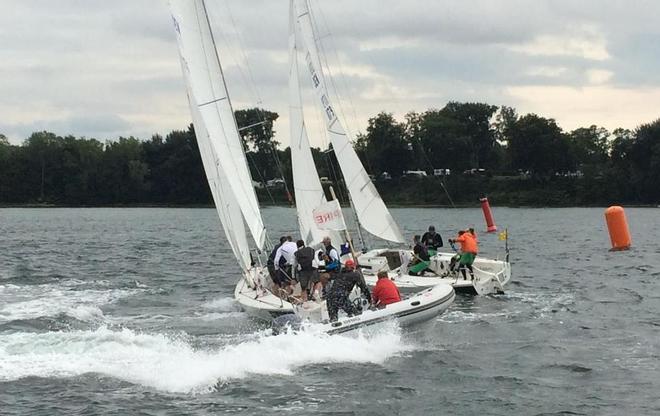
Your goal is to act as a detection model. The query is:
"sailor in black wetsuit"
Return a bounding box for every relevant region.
[326,259,371,322]
[421,225,443,252]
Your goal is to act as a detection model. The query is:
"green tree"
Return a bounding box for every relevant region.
[568,125,609,167]
[630,119,660,202]
[235,108,281,182]
[357,112,410,177]
[440,102,499,169]
[506,114,572,175]
[100,137,148,203]
[417,110,471,172]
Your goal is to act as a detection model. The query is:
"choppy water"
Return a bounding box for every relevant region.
[0,207,658,415]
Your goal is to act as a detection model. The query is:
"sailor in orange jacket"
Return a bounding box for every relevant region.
[449,230,478,280]
[371,271,401,308]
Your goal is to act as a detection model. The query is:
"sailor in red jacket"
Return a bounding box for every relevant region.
[371,271,401,308]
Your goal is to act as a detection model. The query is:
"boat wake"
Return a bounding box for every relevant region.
[0,280,144,323]
[437,290,576,323]
[0,322,410,394]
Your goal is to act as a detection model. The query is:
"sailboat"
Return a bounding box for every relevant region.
[170,0,455,331]
[170,0,297,320]
[289,0,511,295]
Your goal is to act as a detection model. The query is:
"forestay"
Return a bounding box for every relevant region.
[292,0,405,244]
[288,2,342,247]
[170,0,266,249]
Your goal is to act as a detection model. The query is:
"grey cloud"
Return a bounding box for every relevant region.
[1,0,659,144]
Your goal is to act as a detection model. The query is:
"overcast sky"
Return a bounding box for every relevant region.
[1,0,659,146]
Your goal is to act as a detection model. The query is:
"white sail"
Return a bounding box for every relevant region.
[293,0,405,244]
[186,73,252,271]
[288,2,342,247]
[170,0,266,249]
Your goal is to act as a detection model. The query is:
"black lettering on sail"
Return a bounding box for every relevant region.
[325,105,335,121]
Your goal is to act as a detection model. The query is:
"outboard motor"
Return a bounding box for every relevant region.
[271,313,302,335]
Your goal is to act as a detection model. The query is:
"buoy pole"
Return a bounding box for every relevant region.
[605,206,631,251]
[480,197,497,233]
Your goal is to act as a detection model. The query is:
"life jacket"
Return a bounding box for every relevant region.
[456,233,478,254]
[295,246,315,271]
[325,244,340,271]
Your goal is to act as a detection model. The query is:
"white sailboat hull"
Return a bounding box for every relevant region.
[233,270,295,320]
[358,249,511,295]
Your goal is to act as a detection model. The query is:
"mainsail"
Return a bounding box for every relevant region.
[170,0,266,249]
[288,1,341,247]
[292,0,405,244]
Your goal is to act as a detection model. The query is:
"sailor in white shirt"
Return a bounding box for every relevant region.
[273,237,298,289]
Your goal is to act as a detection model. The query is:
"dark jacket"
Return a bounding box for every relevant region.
[421,232,443,250]
[331,269,370,299]
[414,242,430,261]
[294,246,315,271]
[267,243,282,266]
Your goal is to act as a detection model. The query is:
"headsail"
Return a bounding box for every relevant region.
[170,0,266,249]
[288,1,342,247]
[185,69,252,271]
[292,0,405,244]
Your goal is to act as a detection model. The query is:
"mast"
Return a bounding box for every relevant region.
[289,0,342,247]
[170,0,267,249]
[293,0,405,244]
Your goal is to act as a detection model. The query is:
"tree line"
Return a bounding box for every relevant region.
[0,103,658,206]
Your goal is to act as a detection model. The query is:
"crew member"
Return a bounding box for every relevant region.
[293,239,318,302]
[421,225,443,254]
[326,259,371,322]
[267,236,287,282]
[321,236,340,273]
[409,235,431,276]
[274,236,298,293]
[449,230,478,280]
[371,271,401,308]
[468,227,479,248]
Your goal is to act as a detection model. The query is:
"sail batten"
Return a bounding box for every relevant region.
[170,0,266,250]
[292,0,405,244]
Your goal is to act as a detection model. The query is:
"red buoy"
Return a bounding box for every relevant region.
[605,206,631,251]
[480,197,497,233]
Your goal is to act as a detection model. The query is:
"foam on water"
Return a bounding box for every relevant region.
[201,297,240,311]
[0,281,143,323]
[0,323,409,394]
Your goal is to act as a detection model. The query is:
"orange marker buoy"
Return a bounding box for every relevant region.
[605,206,631,251]
[480,197,497,233]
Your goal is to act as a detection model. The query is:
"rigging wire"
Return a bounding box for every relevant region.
[216,0,293,205]
[308,1,454,209]
[247,151,276,204]
[308,1,360,141]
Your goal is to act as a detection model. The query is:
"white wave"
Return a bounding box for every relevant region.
[438,310,515,323]
[201,297,239,312]
[195,312,246,321]
[66,305,106,322]
[0,282,143,323]
[0,323,409,394]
